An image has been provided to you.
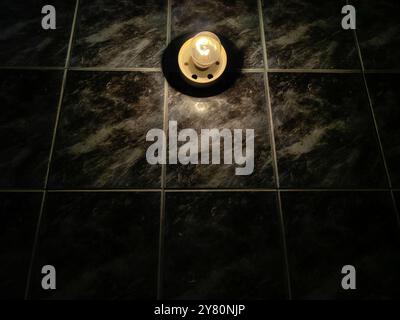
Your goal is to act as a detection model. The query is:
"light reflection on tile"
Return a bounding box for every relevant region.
[166,73,274,188]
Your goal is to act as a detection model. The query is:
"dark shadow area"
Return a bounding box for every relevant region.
[162,33,244,97]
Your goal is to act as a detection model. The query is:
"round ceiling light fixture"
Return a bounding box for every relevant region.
[161,32,242,97]
[178,31,228,87]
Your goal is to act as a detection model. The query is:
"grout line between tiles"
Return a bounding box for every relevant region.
[0,188,394,193]
[258,0,292,300]
[161,83,169,191]
[351,19,400,228]
[266,68,362,74]
[257,0,279,190]
[69,67,162,72]
[0,66,65,71]
[5,65,400,74]
[157,80,168,300]
[166,0,172,45]
[48,189,161,193]
[277,188,391,192]
[0,189,45,193]
[157,0,172,300]
[165,188,391,192]
[241,68,265,73]
[24,191,46,299]
[24,0,80,300]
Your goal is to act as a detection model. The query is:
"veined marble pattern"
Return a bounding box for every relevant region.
[164,192,286,299]
[354,0,400,69]
[269,73,387,188]
[171,0,263,68]
[0,0,76,66]
[0,71,62,188]
[283,192,400,299]
[71,0,166,67]
[0,193,41,299]
[166,73,274,188]
[31,192,160,299]
[367,74,400,187]
[49,72,164,189]
[263,0,359,69]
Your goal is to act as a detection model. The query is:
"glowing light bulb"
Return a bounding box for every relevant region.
[190,32,221,69]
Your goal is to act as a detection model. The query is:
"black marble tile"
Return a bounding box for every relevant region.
[269,73,387,188]
[163,192,286,299]
[263,0,359,69]
[0,70,62,188]
[396,193,400,215]
[48,71,163,189]
[0,0,76,66]
[166,73,274,188]
[366,74,400,187]
[30,192,160,299]
[283,191,400,299]
[0,192,42,299]
[171,0,263,68]
[71,0,166,67]
[353,0,400,70]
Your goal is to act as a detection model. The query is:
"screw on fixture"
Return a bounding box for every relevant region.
[178,31,228,87]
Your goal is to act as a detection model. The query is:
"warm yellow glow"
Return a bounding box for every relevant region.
[190,32,221,69]
[194,101,208,113]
